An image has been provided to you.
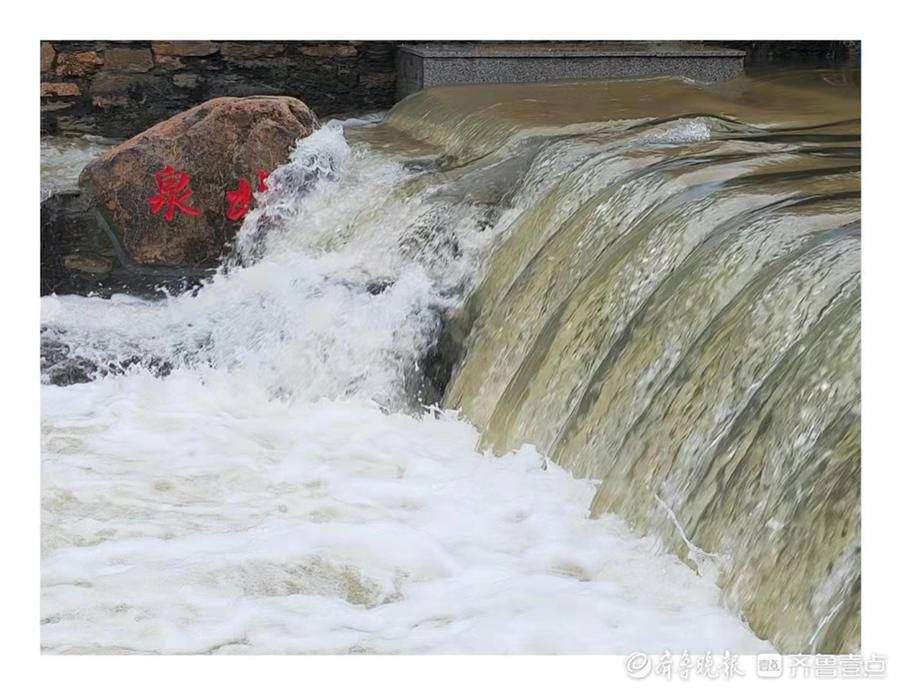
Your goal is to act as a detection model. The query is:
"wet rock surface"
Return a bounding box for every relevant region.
[40,327,174,387]
[41,190,208,298]
[79,96,317,269]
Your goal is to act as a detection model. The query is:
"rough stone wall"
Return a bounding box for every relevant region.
[40,41,397,139]
[708,40,860,66]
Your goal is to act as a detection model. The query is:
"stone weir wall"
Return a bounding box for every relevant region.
[40,41,397,139]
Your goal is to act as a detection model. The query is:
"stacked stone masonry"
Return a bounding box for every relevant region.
[40,40,397,138]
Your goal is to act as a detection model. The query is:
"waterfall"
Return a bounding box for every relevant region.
[41,69,858,654]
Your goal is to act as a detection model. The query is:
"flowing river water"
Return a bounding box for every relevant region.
[40,69,859,654]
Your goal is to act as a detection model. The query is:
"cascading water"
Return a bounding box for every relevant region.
[40,69,858,654]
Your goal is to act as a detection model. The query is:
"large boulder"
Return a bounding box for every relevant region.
[79,96,317,268]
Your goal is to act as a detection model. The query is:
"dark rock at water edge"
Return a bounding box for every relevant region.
[41,190,209,298]
[41,327,175,386]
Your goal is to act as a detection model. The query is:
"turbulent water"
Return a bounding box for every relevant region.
[41,135,120,201]
[41,69,858,654]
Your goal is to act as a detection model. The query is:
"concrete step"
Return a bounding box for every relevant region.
[397,41,745,99]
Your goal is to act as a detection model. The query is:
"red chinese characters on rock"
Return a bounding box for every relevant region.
[225,179,251,221]
[148,167,270,222]
[147,165,200,221]
[225,169,269,221]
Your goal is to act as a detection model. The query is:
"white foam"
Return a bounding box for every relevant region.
[634,118,712,146]
[40,135,118,200]
[41,123,769,654]
[42,373,768,654]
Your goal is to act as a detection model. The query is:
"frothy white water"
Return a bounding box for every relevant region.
[41,121,769,654]
[41,135,119,200]
[42,123,496,405]
[42,373,768,654]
